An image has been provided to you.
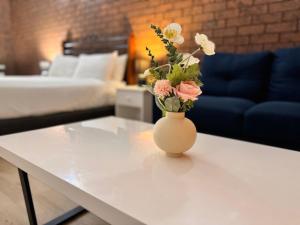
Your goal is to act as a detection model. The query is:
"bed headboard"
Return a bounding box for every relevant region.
[62,32,136,84]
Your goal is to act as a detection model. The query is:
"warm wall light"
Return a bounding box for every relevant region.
[37,33,64,61]
[39,41,60,61]
[135,58,150,73]
[135,30,167,61]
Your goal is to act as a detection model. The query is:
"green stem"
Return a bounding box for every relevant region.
[154,64,172,75]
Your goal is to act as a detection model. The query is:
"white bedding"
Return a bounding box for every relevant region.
[0,76,124,119]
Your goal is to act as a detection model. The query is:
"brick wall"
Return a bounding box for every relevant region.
[9,0,300,74]
[0,0,14,74]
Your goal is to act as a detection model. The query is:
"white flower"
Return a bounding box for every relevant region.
[180,53,200,67]
[195,33,215,55]
[195,33,208,46]
[143,68,152,77]
[163,23,184,45]
[203,41,215,56]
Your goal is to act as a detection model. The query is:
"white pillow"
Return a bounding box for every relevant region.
[111,54,128,81]
[48,55,78,78]
[73,51,118,80]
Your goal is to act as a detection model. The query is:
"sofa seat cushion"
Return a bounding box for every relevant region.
[186,96,255,138]
[268,47,300,102]
[244,101,300,150]
[201,52,273,101]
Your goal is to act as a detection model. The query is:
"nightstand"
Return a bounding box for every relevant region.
[115,85,153,123]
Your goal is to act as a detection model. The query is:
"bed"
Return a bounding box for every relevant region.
[0,33,136,135]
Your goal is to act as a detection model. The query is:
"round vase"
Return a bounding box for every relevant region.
[153,112,197,157]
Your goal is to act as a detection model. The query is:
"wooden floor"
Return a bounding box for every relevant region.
[0,158,109,225]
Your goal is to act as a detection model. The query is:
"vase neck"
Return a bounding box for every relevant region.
[166,112,185,119]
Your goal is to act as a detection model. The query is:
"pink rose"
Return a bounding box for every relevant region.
[174,81,202,102]
[154,80,173,98]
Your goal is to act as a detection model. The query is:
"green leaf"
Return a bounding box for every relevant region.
[145,46,159,67]
[180,99,194,112]
[184,64,200,78]
[166,64,183,86]
[174,53,183,64]
[167,64,203,86]
[155,97,166,112]
[149,68,161,79]
[164,96,181,112]
[184,64,203,86]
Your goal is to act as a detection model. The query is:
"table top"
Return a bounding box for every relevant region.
[0,116,299,225]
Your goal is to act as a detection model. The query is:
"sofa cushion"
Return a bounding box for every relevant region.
[186,96,255,138]
[244,101,300,150]
[268,47,300,102]
[201,52,273,101]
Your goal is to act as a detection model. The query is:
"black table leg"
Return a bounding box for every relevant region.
[18,168,87,225]
[18,169,38,225]
[44,206,86,225]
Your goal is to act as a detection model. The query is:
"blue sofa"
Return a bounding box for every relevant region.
[153,47,300,151]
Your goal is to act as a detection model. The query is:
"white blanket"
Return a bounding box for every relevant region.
[0,76,124,119]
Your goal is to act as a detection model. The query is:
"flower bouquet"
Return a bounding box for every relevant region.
[144,23,215,157]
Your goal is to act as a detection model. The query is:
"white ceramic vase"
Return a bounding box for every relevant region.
[153,112,197,157]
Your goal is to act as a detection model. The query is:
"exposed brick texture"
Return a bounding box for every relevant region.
[0,0,14,74]
[6,0,300,74]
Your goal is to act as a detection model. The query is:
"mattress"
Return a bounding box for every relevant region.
[0,76,124,119]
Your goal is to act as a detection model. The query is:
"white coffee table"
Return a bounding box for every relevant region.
[0,116,299,225]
